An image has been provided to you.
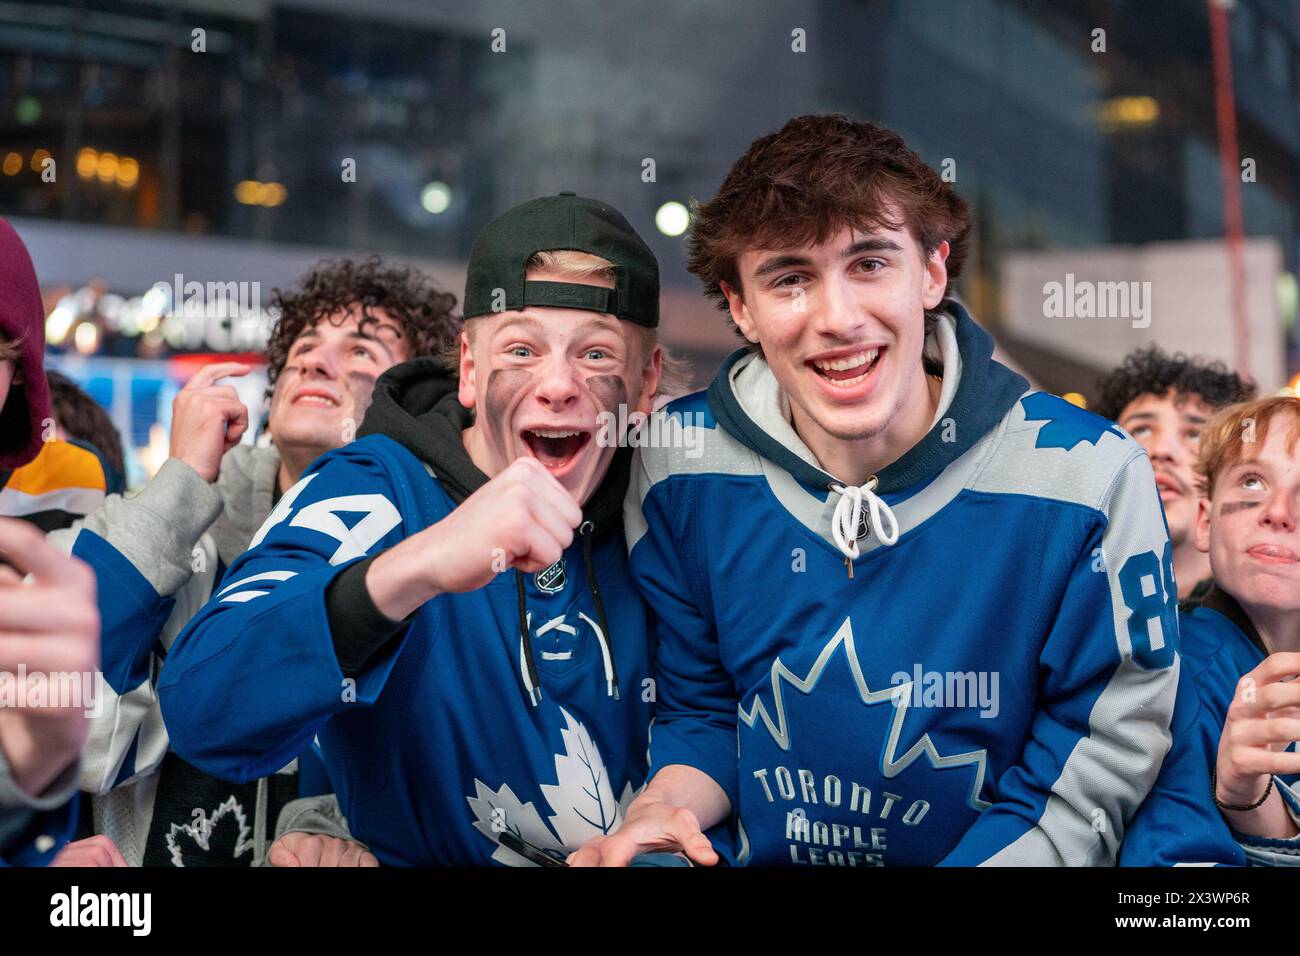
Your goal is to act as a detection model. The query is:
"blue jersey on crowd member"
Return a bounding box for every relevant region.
[160,193,667,866]
[629,303,1183,866]
[159,359,654,865]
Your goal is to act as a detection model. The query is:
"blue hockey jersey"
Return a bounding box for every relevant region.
[627,303,1181,866]
[158,359,654,865]
[1120,588,1300,865]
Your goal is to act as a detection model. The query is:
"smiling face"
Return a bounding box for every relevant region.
[458,266,659,505]
[721,219,948,481]
[1197,416,1300,620]
[267,305,409,462]
[1119,389,1214,546]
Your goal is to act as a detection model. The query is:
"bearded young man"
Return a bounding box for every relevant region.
[159,194,671,865]
[52,257,458,867]
[574,115,1181,868]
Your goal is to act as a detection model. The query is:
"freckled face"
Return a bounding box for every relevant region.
[1197,424,1300,616]
[459,302,652,506]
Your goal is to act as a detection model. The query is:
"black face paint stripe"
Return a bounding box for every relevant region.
[1220,500,1263,516]
[588,374,628,417]
[484,369,532,424]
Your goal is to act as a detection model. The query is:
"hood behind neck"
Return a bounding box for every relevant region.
[706,300,1028,495]
[212,444,282,565]
[357,356,631,541]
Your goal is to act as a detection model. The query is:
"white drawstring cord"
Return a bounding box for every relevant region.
[830,477,900,561]
[580,611,617,699]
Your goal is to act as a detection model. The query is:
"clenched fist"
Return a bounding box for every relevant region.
[367,457,583,621]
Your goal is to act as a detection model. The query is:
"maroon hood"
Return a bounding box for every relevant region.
[0,215,50,469]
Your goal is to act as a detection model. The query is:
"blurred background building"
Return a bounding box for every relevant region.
[1,0,1297,484]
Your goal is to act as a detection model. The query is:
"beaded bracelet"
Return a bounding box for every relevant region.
[1211,768,1274,812]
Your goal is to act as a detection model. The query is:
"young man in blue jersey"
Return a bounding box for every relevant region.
[573,114,1181,867]
[159,194,667,865]
[1121,396,1300,865]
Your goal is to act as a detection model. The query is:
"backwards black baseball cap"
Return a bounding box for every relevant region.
[462,192,659,328]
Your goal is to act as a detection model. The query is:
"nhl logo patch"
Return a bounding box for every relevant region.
[535,560,566,594]
[855,508,870,540]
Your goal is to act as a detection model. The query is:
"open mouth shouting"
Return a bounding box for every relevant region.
[521,427,592,476]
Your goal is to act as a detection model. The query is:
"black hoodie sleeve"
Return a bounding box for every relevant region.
[325,554,412,677]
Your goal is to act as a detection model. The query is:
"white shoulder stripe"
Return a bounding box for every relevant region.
[217,569,298,597]
[221,589,268,603]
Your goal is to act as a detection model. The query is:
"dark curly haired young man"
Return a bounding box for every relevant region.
[1095,346,1256,598]
[50,257,458,868]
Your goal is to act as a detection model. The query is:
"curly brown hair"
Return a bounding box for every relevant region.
[687,114,972,338]
[264,257,460,395]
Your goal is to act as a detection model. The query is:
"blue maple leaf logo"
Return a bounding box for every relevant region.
[1021,392,1125,451]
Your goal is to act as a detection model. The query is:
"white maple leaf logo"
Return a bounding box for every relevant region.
[164,795,254,867]
[467,708,638,866]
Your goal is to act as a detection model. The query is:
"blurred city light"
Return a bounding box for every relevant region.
[420,181,452,215]
[14,96,40,125]
[75,147,97,179]
[96,152,119,183]
[45,298,77,346]
[1098,96,1160,131]
[73,320,100,354]
[655,201,690,237]
[1,152,20,176]
[235,179,287,207]
[116,157,139,189]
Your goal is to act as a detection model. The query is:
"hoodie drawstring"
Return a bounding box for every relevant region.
[514,520,620,706]
[829,477,900,578]
[580,521,620,700]
[516,571,542,706]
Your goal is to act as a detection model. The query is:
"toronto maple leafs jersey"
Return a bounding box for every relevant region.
[158,366,654,866]
[627,303,1181,867]
[1120,590,1300,866]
